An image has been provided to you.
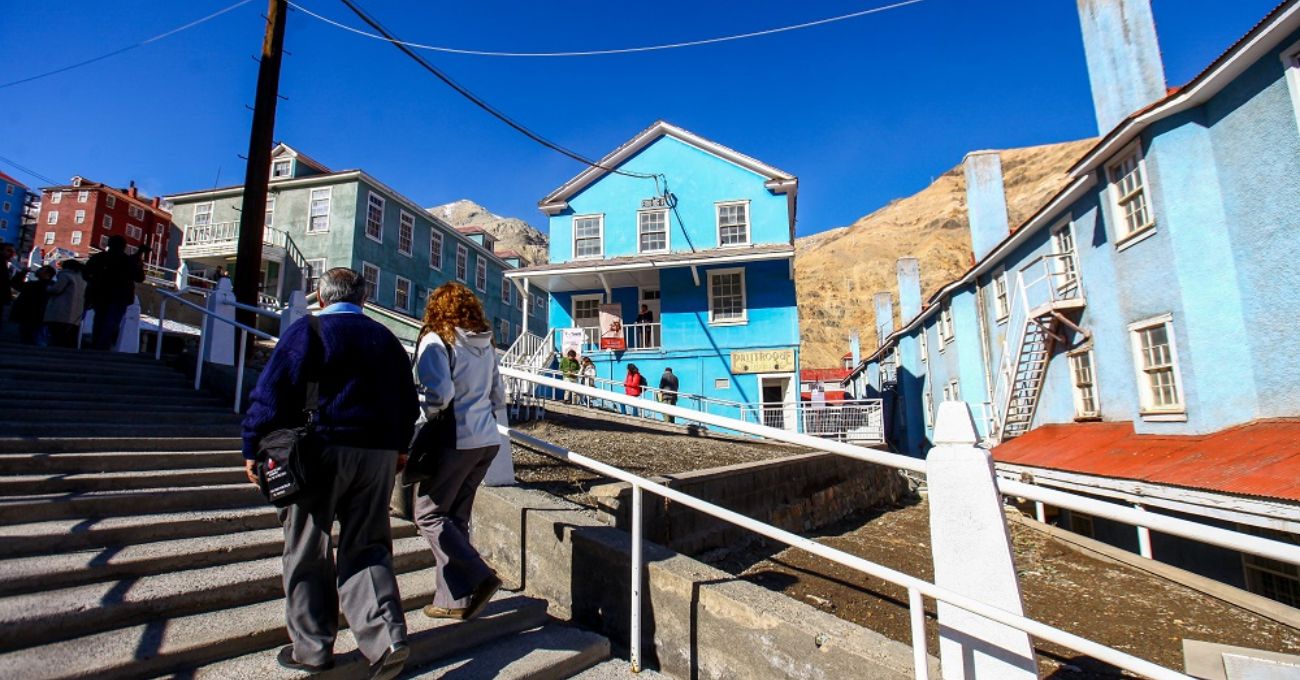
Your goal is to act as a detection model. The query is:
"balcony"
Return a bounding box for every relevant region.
[179,221,291,263]
[554,322,662,354]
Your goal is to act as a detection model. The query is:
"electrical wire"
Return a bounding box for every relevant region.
[0,155,59,186]
[294,0,923,58]
[336,0,662,182]
[0,0,257,90]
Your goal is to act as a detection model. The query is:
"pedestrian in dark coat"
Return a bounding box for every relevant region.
[12,266,55,345]
[84,235,144,350]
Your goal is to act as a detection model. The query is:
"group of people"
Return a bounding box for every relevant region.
[0,235,146,350]
[242,269,507,679]
[559,349,681,422]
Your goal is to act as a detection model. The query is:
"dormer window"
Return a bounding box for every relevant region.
[271,159,292,178]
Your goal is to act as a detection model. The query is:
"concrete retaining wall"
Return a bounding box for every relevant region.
[473,485,933,680]
[588,453,912,556]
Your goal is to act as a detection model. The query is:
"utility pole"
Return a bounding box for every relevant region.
[233,0,288,326]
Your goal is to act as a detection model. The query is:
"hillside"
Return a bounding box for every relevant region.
[429,199,550,266]
[794,138,1097,368]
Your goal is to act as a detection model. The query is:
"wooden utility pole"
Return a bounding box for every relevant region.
[233,0,288,326]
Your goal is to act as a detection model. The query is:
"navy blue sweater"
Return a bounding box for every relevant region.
[242,312,418,459]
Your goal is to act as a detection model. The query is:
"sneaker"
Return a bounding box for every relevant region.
[276,645,334,672]
[368,641,409,680]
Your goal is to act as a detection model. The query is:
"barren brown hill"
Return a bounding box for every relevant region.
[795,138,1097,369]
[429,199,550,266]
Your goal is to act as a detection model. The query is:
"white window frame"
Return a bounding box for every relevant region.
[501,276,511,304]
[572,214,604,260]
[943,378,960,402]
[103,215,113,229]
[126,224,143,240]
[3,183,11,196]
[77,190,89,203]
[1240,524,1300,607]
[923,388,934,427]
[50,191,62,204]
[938,302,955,345]
[1280,39,1300,136]
[475,256,487,293]
[394,275,412,313]
[193,201,213,227]
[637,208,669,254]
[304,258,326,293]
[46,210,58,225]
[264,195,275,229]
[361,262,380,303]
[105,195,116,209]
[307,188,331,234]
[455,243,468,282]
[43,231,55,245]
[1069,347,1100,420]
[1,202,8,213]
[128,204,145,221]
[74,209,85,224]
[715,200,751,247]
[992,267,1010,322]
[398,211,414,256]
[1051,219,1081,295]
[429,230,443,270]
[571,293,603,329]
[498,318,511,347]
[271,158,293,178]
[1106,142,1156,250]
[70,230,82,246]
[706,267,748,325]
[1127,313,1186,419]
[364,192,385,243]
[919,324,930,364]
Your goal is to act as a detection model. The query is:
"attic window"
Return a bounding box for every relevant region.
[271,159,292,178]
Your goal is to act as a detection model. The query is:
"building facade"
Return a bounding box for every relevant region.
[845,0,1300,604]
[508,122,803,428]
[34,178,172,265]
[165,144,530,344]
[0,172,28,246]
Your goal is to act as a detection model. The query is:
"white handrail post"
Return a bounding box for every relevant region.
[630,483,643,674]
[155,298,167,360]
[115,295,142,354]
[234,329,248,414]
[280,290,308,336]
[194,314,208,391]
[927,401,1037,679]
[1136,504,1153,559]
[908,587,929,680]
[206,278,236,367]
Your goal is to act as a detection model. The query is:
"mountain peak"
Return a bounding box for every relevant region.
[429,199,549,266]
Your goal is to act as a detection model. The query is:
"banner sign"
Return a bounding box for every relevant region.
[731,348,795,374]
[599,304,626,350]
[560,328,586,357]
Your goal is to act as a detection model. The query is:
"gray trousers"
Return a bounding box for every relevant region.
[413,444,499,608]
[279,445,407,665]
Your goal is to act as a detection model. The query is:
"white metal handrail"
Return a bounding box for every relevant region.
[550,323,664,353]
[155,289,278,414]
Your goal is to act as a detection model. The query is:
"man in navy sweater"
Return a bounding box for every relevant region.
[243,267,418,680]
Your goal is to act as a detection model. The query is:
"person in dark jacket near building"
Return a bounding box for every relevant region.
[242,267,418,680]
[658,367,680,423]
[12,265,54,345]
[83,235,145,350]
[0,243,24,331]
[45,259,87,348]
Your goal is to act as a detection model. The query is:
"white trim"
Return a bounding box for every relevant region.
[397,210,414,256]
[271,158,294,179]
[364,191,385,244]
[636,208,670,254]
[715,200,751,247]
[501,274,511,304]
[1127,313,1187,417]
[394,275,412,313]
[571,213,604,260]
[504,247,794,281]
[571,293,604,328]
[1282,39,1300,135]
[1105,141,1156,248]
[455,243,468,282]
[429,229,444,270]
[992,266,1010,323]
[361,261,380,303]
[475,255,488,293]
[304,258,326,293]
[1068,347,1101,420]
[307,187,331,234]
[706,267,748,325]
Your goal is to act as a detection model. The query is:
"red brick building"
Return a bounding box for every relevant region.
[35,177,172,265]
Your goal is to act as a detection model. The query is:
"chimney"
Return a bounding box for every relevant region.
[873,292,895,348]
[897,258,922,322]
[128,180,138,199]
[1077,0,1167,133]
[964,151,1010,262]
[849,331,861,367]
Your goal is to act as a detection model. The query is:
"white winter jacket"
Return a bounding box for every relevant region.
[414,327,506,449]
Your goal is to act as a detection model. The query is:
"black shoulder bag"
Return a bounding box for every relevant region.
[256,315,324,507]
[404,338,456,486]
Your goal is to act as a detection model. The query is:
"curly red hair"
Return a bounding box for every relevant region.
[420,281,489,345]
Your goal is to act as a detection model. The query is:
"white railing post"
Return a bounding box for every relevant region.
[155,298,167,360]
[630,483,644,674]
[175,262,190,293]
[206,278,236,366]
[1136,504,1153,559]
[234,329,248,414]
[927,401,1037,679]
[908,587,929,680]
[280,290,308,336]
[483,405,516,486]
[115,295,142,354]
[194,314,208,391]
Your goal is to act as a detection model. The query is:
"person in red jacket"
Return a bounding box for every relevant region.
[623,364,647,418]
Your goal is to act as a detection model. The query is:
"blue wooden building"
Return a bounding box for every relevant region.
[0,172,29,247]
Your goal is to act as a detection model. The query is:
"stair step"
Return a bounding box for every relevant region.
[0,394,226,409]
[0,370,191,388]
[570,658,669,679]
[0,483,264,525]
[403,624,610,680]
[0,506,278,557]
[0,467,249,495]
[0,536,434,653]
[0,522,421,596]
[0,358,184,378]
[0,423,240,438]
[0,437,241,454]
[0,450,243,474]
[1,409,240,424]
[0,383,218,400]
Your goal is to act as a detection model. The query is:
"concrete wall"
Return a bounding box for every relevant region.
[472,484,930,680]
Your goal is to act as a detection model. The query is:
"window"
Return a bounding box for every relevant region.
[103,215,113,229]
[3,183,10,195]
[455,244,468,281]
[365,192,384,242]
[1,202,8,213]
[361,262,380,303]
[264,195,275,228]
[99,235,109,249]
[475,256,487,292]
[572,295,602,328]
[77,190,89,203]
[1128,314,1185,415]
[716,201,749,246]
[501,276,511,304]
[394,276,411,312]
[71,231,82,246]
[43,231,55,245]
[126,224,143,240]
[398,211,413,256]
[715,378,731,390]
[74,210,85,224]
[1107,146,1154,245]
[573,215,603,258]
[498,318,511,347]
[923,390,935,427]
[943,379,960,402]
[1242,525,1300,607]
[128,205,145,220]
[1,219,8,230]
[125,245,138,256]
[532,294,544,317]
[1051,222,1080,294]
[194,202,213,227]
[105,195,116,209]
[919,325,930,364]
[638,209,668,253]
[707,268,747,324]
[1069,349,1100,419]
[939,303,955,344]
[429,230,443,270]
[992,269,1010,321]
[308,188,330,233]
[50,191,62,204]
[271,159,292,178]
[304,258,326,293]
[47,210,58,224]
[155,223,165,235]
[1069,512,1096,538]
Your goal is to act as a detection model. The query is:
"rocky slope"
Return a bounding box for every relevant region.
[794,138,1097,369]
[429,199,550,266]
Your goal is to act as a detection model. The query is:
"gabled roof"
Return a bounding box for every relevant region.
[270,143,332,174]
[0,171,27,190]
[537,120,797,215]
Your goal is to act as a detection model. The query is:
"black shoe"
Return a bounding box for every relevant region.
[369,641,409,680]
[276,645,334,672]
[463,574,503,622]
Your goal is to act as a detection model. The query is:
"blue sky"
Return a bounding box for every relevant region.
[0,0,1281,237]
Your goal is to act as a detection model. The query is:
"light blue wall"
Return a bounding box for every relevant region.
[0,180,26,245]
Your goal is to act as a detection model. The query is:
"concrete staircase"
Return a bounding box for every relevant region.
[0,336,609,679]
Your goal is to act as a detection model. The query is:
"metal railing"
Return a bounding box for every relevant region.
[501,368,1300,679]
[551,323,663,353]
[179,222,309,274]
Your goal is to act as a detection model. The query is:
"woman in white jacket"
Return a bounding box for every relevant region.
[412,282,504,620]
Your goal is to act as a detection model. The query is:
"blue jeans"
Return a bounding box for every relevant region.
[92,302,128,350]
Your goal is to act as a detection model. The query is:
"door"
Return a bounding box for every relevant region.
[759,375,795,431]
[638,287,661,348]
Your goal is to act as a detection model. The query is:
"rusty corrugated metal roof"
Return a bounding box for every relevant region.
[992,419,1300,503]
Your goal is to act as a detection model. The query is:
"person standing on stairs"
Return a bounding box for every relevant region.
[83,235,144,350]
[242,267,418,680]
[44,259,87,348]
[411,281,504,622]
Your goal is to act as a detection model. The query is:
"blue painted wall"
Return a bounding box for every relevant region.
[0,178,27,245]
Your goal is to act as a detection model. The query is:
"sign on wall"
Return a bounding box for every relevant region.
[731,348,795,374]
[599,304,625,350]
[560,328,586,357]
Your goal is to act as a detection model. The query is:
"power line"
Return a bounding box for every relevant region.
[336,0,661,182]
[0,0,256,90]
[0,155,59,186]
[294,0,924,58]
